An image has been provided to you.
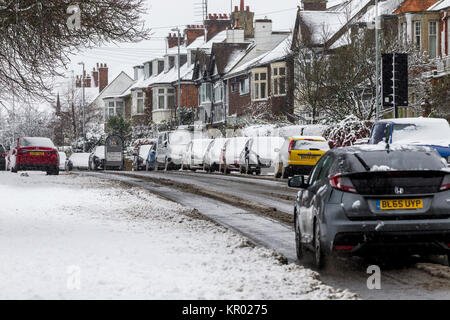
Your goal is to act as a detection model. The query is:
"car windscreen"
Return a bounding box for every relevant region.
[169,131,191,145]
[342,150,447,174]
[292,140,329,151]
[369,123,388,144]
[19,138,55,148]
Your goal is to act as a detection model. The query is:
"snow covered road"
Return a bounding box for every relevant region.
[0,172,356,300]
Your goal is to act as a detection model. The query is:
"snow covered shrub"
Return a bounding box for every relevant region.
[323,116,373,148]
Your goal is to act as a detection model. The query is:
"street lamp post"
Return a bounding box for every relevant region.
[375,0,380,121]
[78,62,86,152]
[171,28,182,126]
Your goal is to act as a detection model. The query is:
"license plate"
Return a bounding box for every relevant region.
[300,155,317,160]
[29,152,44,156]
[376,199,423,210]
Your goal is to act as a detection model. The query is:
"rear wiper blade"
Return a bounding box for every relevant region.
[309,148,320,151]
[354,153,371,172]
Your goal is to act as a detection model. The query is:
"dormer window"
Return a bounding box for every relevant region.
[169,56,175,69]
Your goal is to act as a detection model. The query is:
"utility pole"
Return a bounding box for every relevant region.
[375,0,380,121]
[78,62,86,152]
[171,28,182,126]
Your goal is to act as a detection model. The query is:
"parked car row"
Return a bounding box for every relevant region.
[131,130,330,178]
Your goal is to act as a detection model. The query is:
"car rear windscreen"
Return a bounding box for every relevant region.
[20,138,55,148]
[293,140,329,151]
[348,150,446,173]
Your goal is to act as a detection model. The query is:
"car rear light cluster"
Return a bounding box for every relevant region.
[440,175,450,192]
[334,245,355,251]
[330,174,357,193]
[288,140,294,154]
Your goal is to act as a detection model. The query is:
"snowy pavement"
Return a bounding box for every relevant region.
[0,172,356,300]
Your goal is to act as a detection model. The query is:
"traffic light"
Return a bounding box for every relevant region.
[382,53,409,110]
[394,53,408,107]
[382,54,394,107]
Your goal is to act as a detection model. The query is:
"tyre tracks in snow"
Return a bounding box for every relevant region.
[74,170,450,300]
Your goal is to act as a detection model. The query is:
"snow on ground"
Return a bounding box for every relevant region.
[0,172,357,300]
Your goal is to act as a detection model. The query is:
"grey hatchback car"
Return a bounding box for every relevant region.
[289,145,450,268]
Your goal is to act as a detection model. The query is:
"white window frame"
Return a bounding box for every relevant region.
[414,21,421,50]
[239,78,249,95]
[214,82,223,103]
[104,100,125,120]
[271,62,287,97]
[153,87,175,111]
[167,88,176,109]
[251,68,268,101]
[136,91,145,115]
[429,21,438,59]
[199,83,212,104]
[400,22,407,44]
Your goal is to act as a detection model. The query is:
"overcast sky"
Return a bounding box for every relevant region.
[64,0,300,82]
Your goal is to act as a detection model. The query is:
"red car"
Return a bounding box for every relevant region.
[4,137,60,175]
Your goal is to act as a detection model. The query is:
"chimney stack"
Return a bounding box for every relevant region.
[302,0,327,11]
[231,0,254,38]
[92,67,99,88]
[204,12,232,41]
[167,32,185,49]
[98,63,109,93]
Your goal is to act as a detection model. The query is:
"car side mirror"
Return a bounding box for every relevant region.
[288,176,308,189]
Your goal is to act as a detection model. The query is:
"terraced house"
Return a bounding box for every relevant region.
[193,1,294,127]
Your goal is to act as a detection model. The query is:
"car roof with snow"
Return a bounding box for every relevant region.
[376,117,449,125]
[289,136,327,141]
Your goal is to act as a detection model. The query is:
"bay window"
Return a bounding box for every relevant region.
[252,68,267,101]
[152,87,175,111]
[272,63,287,96]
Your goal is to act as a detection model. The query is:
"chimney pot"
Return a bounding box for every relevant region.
[209,13,213,19]
[234,5,238,12]
[240,0,244,11]
[246,6,250,12]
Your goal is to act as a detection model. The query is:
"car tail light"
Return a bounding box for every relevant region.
[288,140,294,154]
[440,175,450,192]
[334,245,355,251]
[330,174,357,193]
[446,243,450,248]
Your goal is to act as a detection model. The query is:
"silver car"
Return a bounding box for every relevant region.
[290,145,450,268]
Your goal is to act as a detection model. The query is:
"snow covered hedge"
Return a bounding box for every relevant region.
[323,116,373,148]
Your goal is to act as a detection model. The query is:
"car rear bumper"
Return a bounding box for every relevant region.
[325,215,450,256]
[17,163,58,171]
